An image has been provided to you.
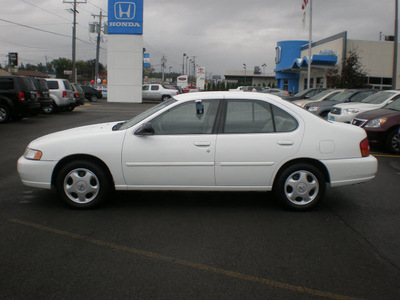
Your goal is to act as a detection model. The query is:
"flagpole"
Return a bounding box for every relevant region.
[307,0,312,89]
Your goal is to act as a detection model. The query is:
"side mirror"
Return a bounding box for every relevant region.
[135,122,155,136]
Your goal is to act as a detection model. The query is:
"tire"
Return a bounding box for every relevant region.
[42,101,56,114]
[90,95,98,102]
[274,163,326,211]
[161,95,171,101]
[55,160,111,209]
[0,104,10,123]
[385,128,400,154]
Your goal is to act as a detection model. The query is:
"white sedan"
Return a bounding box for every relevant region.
[327,90,400,123]
[17,92,377,211]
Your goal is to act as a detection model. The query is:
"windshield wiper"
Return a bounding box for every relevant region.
[112,121,126,131]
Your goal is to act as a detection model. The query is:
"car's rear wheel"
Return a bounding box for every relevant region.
[0,104,10,123]
[386,128,400,154]
[161,95,171,101]
[42,101,56,114]
[274,163,325,211]
[55,160,111,209]
[90,95,98,102]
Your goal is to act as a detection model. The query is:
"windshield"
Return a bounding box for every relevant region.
[362,92,395,104]
[118,98,177,130]
[385,98,400,111]
[328,90,354,102]
[310,90,333,100]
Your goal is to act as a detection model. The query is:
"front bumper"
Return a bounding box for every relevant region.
[17,156,57,189]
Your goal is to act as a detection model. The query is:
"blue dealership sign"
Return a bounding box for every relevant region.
[108,0,143,35]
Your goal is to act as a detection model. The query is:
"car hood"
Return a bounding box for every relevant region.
[28,121,126,160]
[355,108,400,120]
[334,102,383,109]
[307,100,338,107]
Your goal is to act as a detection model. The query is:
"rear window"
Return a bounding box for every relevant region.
[47,81,59,89]
[63,80,72,90]
[20,77,35,91]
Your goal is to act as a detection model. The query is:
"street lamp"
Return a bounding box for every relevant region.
[262,63,267,75]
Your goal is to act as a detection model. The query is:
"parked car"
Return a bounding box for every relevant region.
[293,89,344,107]
[182,86,200,93]
[328,90,400,123]
[0,75,41,122]
[352,98,400,154]
[45,78,75,113]
[30,78,53,113]
[304,89,377,119]
[262,88,289,96]
[71,83,85,106]
[281,88,326,101]
[81,85,103,102]
[142,84,179,101]
[17,91,377,211]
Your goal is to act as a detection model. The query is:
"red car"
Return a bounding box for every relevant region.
[352,99,400,154]
[182,86,199,93]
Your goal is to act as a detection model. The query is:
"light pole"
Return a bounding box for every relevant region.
[243,63,247,85]
[182,53,186,75]
[186,56,189,75]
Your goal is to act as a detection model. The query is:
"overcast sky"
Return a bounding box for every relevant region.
[0,0,397,76]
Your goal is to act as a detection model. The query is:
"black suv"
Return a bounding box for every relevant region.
[30,78,53,113]
[0,76,41,123]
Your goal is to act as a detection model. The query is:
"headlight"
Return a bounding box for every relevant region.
[308,106,319,112]
[344,108,359,114]
[365,118,387,128]
[23,148,43,160]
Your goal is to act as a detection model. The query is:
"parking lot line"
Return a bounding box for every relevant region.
[372,153,400,158]
[10,218,362,300]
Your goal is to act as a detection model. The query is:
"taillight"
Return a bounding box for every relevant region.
[18,92,25,101]
[63,91,67,98]
[37,92,40,100]
[360,138,370,157]
[74,92,79,99]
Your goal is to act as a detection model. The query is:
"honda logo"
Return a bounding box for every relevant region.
[114,2,136,20]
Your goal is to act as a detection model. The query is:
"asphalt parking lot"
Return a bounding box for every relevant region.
[1,100,400,300]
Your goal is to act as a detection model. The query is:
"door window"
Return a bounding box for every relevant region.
[224,100,298,133]
[150,100,219,135]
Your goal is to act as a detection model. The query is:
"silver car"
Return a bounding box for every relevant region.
[45,79,75,113]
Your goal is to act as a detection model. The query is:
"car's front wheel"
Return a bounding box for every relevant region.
[274,163,325,211]
[55,160,111,209]
[386,128,400,154]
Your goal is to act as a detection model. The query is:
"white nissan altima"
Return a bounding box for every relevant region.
[17,92,378,211]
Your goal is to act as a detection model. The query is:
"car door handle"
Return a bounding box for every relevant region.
[277,140,294,146]
[194,142,211,147]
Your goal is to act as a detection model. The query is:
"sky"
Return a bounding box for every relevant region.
[0,0,397,77]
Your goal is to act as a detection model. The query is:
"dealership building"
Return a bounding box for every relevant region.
[275,31,399,94]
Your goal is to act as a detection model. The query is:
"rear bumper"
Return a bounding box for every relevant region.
[322,155,378,187]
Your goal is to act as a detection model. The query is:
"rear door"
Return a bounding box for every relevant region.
[215,99,303,188]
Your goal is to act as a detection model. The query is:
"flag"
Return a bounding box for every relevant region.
[302,0,308,24]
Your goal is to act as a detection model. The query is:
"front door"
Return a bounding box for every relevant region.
[122,99,220,187]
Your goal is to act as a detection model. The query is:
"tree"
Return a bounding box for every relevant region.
[51,58,73,78]
[327,51,367,89]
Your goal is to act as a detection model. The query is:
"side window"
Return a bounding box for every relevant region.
[224,100,274,133]
[223,100,298,133]
[0,78,14,90]
[46,81,59,90]
[150,100,219,135]
[142,85,149,91]
[271,105,298,132]
[151,85,159,91]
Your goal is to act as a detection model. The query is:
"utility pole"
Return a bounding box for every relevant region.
[92,9,106,85]
[64,0,86,83]
[161,56,167,83]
